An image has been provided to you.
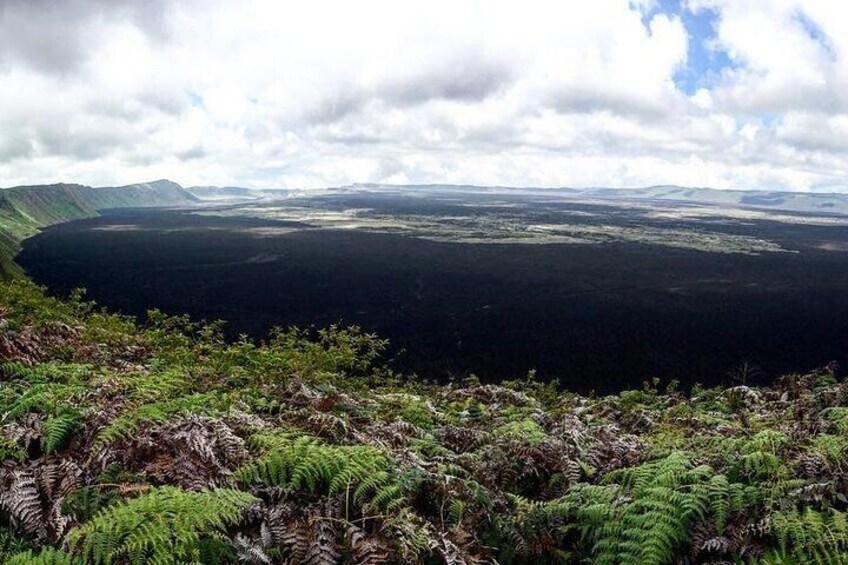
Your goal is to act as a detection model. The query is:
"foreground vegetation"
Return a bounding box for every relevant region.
[2,279,848,563]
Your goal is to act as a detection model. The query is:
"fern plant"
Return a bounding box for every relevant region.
[4,548,81,565]
[734,430,791,480]
[0,471,46,539]
[565,451,755,565]
[0,361,41,381]
[116,369,193,403]
[824,407,848,435]
[93,392,229,447]
[238,436,407,511]
[0,435,24,461]
[0,528,32,562]
[5,382,87,420]
[765,507,848,563]
[42,409,83,454]
[0,362,91,386]
[66,486,257,564]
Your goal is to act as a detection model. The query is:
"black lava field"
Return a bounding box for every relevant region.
[17,195,848,392]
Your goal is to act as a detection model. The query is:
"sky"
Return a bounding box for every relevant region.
[1,0,848,191]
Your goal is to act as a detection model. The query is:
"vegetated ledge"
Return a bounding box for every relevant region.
[1,277,847,564]
[0,180,198,279]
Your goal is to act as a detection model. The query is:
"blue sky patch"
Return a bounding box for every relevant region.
[638,0,736,94]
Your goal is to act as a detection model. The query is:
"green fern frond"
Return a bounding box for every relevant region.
[42,410,83,454]
[237,436,406,510]
[93,392,229,447]
[120,369,193,403]
[0,362,92,385]
[768,507,848,562]
[4,548,81,565]
[812,434,848,462]
[0,361,40,381]
[824,407,848,435]
[5,382,87,420]
[67,486,256,564]
[571,452,752,565]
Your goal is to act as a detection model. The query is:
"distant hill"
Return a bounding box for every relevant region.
[348,183,848,215]
[188,185,263,200]
[575,185,848,215]
[0,180,197,278]
[187,185,292,201]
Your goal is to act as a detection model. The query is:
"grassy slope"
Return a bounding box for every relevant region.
[0,180,198,279]
[69,179,199,210]
[2,278,848,564]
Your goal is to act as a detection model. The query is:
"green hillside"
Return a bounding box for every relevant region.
[2,278,848,563]
[0,180,198,279]
[71,180,199,210]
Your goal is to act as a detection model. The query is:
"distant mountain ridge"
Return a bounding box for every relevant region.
[188,185,262,200]
[0,180,197,277]
[346,183,848,215]
[187,185,294,201]
[574,185,848,215]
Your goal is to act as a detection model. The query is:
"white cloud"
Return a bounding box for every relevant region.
[700,0,844,114]
[0,0,847,190]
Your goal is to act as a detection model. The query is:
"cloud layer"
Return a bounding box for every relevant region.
[1,0,848,190]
